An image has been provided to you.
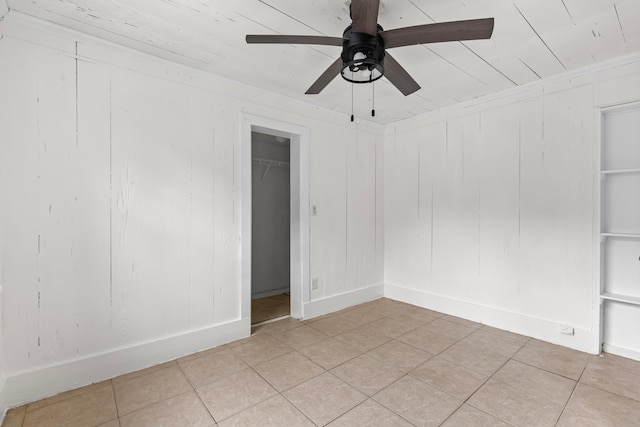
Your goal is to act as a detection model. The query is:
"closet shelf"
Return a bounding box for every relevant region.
[601,233,640,239]
[601,292,640,306]
[601,168,640,175]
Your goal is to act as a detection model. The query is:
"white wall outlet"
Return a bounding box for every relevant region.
[559,325,575,336]
[312,205,318,216]
[312,278,318,290]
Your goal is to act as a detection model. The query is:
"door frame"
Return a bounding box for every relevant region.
[240,113,310,323]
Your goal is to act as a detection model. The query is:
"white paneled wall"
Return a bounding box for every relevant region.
[0,19,384,408]
[385,59,640,353]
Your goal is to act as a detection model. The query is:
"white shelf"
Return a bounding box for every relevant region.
[601,168,640,175]
[601,292,640,306]
[601,233,640,239]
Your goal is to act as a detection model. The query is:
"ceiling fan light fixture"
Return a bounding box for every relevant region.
[340,24,385,84]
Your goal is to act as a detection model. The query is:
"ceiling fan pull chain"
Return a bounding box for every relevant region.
[351,75,355,122]
[372,81,376,117]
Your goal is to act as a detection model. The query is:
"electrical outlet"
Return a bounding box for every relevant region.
[559,325,575,336]
[312,278,319,290]
[312,205,318,216]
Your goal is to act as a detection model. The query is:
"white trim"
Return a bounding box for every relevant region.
[240,113,310,323]
[2,318,248,410]
[390,51,640,131]
[0,377,8,424]
[594,104,604,356]
[602,343,640,362]
[303,284,384,320]
[3,11,383,129]
[385,283,598,354]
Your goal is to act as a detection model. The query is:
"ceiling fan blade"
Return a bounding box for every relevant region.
[350,0,380,36]
[246,35,345,46]
[305,57,343,94]
[383,53,420,96]
[380,18,494,49]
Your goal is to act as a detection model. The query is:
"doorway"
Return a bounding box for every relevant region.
[251,132,291,324]
[240,114,310,331]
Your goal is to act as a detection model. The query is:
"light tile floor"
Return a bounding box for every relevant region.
[251,294,290,325]
[4,298,640,426]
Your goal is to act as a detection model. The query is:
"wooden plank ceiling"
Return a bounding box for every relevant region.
[5,0,639,124]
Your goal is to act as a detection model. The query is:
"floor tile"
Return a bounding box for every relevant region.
[364,316,419,338]
[411,356,488,400]
[283,372,367,426]
[459,328,526,358]
[119,391,214,427]
[306,316,359,337]
[178,347,249,387]
[113,363,192,416]
[479,325,529,344]
[299,337,362,369]
[12,298,640,427]
[271,325,329,350]
[468,378,564,427]
[513,339,589,380]
[327,399,413,427]
[441,315,482,329]
[219,394,313,427]
[253,351,324,391]
[558,382,640,427]
[230,333,293,365]
[336,305,386,326]
[374,375,462,427]
[421,318,478,340]
[396,325,459,354]
[493,359,576,404]
[196,368,278,422]
[26,380,113,412]
[331,354,404,396]
[176,344,228,365]
[438,340,510,376]
[441,404,511,427]
[334,327,392,352]
[392,309,440,326]
[23,382,118,427]
[2,406,26,427]
[580,352,640,402]
[367,339,433,372]
[251,317,301,335]
[112,361,177,385]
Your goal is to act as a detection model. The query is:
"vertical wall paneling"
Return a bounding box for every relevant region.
[1,20,384,407]
[385,61,640,353]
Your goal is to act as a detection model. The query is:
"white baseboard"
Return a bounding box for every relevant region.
[603,344,640,362]
[385,283,598,354]
[2,318,249,411]
[303,284,384,320]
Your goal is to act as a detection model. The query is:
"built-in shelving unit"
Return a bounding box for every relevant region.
[599,101,640,361]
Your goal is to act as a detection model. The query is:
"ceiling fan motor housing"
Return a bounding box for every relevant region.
[341,25,385,84]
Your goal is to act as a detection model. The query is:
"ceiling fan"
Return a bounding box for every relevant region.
[246,0,494,96]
